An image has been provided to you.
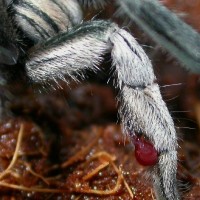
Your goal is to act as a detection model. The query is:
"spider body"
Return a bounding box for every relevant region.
[0,0,181,199]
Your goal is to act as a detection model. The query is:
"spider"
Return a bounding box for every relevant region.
[2,0,199,199]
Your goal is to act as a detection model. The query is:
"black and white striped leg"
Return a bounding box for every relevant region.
[11,0,83,42]
[25,20,179,200]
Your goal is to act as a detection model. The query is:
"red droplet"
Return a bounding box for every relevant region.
[133,136,158,166]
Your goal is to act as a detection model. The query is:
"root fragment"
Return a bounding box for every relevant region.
[61,128,102,168]
[0,124,135,199]
[0,124,24,180]
[73,151,134,198]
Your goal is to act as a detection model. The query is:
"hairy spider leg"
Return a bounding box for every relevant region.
[25,20,179,200]
[11,0,83,43]
[119,0,200,72]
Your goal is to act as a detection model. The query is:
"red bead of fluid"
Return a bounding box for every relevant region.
[133,136,158,166]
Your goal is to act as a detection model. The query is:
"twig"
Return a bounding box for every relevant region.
[0,124,24,180]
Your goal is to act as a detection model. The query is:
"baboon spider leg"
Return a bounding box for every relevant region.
[25,20,179,200]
